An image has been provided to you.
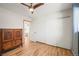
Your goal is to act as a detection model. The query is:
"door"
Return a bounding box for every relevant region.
[23,20,31,49]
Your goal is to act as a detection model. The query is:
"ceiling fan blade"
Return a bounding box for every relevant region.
[33,3,44,9]
[21,3,30,8]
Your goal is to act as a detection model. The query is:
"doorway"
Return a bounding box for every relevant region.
[23,20,31,49]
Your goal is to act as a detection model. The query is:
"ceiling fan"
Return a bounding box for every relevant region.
[21,3,44,14]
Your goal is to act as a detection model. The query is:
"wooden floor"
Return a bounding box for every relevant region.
[2,41,73,56]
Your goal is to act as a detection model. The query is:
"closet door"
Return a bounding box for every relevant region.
[2,29,14,51]
[13,29,22,46]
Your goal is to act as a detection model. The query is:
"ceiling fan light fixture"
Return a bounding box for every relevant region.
[29,8,34,12]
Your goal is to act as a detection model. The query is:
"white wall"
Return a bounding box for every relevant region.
[0,7,31,29]
[30,9,72,49]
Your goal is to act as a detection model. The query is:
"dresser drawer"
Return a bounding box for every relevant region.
[2,41,13,50]
[13,39,21,46]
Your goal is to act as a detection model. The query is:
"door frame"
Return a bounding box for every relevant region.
[23,20,32,46]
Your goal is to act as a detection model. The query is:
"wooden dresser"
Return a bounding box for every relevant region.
[0,29,2,55]
[0,29,22,55]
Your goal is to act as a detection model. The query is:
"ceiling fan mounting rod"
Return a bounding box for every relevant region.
[21,3,44,14]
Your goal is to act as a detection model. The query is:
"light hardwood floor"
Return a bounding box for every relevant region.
[2,41,73,56]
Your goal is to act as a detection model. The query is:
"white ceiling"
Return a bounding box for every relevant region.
[0,3,72,19]
[0,3,32,18]
[33,3,72,17]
